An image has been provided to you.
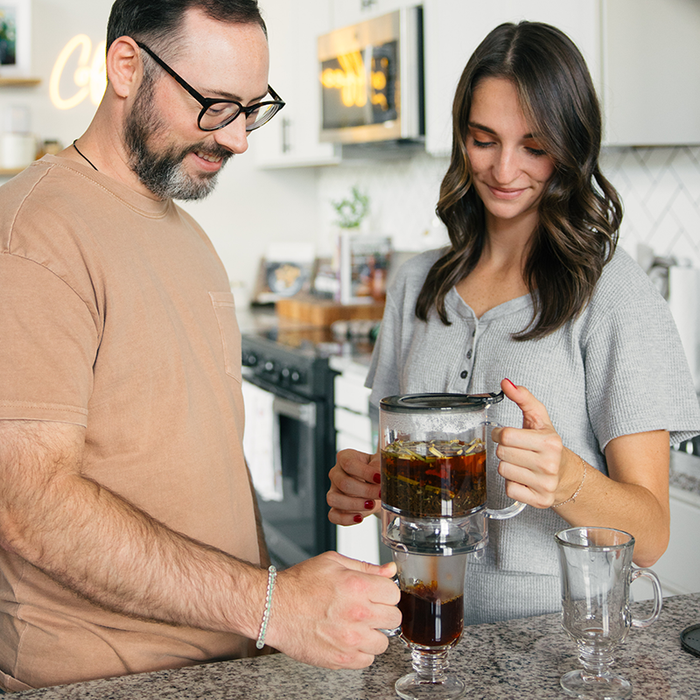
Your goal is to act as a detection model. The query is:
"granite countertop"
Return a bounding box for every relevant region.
[16,593,700,700]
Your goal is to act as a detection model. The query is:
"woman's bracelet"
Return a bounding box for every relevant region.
[255,565,277,650]
[551,456,587,508]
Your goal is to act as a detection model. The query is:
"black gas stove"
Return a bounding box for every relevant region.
[241,327,374,567]
[241,328,339,401]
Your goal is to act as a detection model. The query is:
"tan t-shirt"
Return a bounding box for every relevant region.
[0,156,261,691]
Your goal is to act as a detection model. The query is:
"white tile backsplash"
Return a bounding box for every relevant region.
[318,146,700,268]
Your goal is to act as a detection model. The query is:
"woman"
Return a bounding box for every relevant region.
[327,21,700,624]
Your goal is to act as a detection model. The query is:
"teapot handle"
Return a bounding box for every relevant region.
[483,420,527,521]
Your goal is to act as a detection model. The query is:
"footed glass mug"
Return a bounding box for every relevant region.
[555,526,663,699]
[387,547,469,700]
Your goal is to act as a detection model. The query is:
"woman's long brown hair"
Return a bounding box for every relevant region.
[415,22,623,341]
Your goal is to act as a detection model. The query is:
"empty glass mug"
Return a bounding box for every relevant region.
[555,526,663,699]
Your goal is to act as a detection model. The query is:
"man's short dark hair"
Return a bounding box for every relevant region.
[107,0,266,55]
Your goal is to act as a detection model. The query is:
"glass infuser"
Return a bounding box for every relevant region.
[379,392,526,700]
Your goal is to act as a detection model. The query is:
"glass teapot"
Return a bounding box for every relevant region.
[379,392,526,555]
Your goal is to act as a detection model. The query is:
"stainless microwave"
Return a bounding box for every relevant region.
[317,6,424,145]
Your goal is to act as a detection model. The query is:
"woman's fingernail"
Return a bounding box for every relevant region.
[353,514,363,523]
[364,500,374,510]
[373,473,381,484]
[505,378,517,390]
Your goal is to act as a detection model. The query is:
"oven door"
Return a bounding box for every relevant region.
[243,376,333,568]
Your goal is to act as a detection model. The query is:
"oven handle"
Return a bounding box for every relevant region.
[242,375,317,427]
[273,395,317,427]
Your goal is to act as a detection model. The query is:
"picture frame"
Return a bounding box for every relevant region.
[0,0,31,77]
[251,242,316,306]
[337,233,392,305]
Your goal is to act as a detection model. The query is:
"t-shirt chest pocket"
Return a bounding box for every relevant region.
[209,291,242,383]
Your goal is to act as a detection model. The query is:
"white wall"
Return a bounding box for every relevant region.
[315,146,700,270]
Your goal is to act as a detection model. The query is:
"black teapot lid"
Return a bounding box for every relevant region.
[380,392,504,413]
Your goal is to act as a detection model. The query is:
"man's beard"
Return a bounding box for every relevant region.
[124,77,233,201]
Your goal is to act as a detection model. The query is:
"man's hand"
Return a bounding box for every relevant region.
[267,552,400,669]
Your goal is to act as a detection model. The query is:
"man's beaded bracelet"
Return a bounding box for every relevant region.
[255,565,277,650]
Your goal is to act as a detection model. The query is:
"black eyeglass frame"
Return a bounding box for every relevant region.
[135,40,285,132]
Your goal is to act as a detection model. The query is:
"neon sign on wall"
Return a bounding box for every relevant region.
[50,35,106,110]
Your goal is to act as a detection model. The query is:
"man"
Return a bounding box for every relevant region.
[0,0,399,691]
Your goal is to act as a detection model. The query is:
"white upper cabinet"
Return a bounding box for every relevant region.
[256,0,700,168]
[422,0,600,157]
[254,0,340,168]
[423,0,700,155]
[601,0,700,146]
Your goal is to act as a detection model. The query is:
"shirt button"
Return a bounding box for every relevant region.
[466,349,473,360]
[460,370,468,379]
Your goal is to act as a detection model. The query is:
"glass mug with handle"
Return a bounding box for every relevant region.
[382,546,469,700]
[379,392,526,556]
[555,526,663,699]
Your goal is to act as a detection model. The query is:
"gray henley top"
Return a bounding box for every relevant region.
[367,246,700,624]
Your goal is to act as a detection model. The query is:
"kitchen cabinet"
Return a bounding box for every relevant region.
[331,357,381,565]
[602,0,700,146]
[634,451,700,600]
[254,0,339,168]
[423,0,700,155]
[422,0,599,156]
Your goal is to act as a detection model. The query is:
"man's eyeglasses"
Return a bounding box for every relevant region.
[135,41,285,132]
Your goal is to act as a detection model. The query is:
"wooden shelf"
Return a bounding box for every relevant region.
[0,77,41,87]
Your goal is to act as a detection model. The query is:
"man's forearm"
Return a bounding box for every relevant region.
[0,420,266,639]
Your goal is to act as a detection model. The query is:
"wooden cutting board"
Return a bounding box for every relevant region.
[276,294,385,326]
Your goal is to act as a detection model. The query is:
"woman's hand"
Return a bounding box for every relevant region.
[327,449,382,526]
[493,380,671,564]
[491,378,583,509]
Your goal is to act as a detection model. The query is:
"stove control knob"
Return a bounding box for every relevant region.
[290,369,304,384]
[242,351,258,367]
[280,367,291,382]
[263,360,276,374]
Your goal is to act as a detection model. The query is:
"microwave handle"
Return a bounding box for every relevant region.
[273,394,317,427]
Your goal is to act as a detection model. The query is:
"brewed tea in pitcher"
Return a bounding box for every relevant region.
[382,437,486,517]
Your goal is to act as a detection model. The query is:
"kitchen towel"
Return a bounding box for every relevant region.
[242,380,284,501]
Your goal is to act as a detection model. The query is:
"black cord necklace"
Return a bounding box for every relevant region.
[72,140,98,171]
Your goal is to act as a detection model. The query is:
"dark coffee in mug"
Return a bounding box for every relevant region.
[397,579,464,647]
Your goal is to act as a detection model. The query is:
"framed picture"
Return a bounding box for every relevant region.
[0,0,31,76]
[337,233,392,305]
[251,242,316,305]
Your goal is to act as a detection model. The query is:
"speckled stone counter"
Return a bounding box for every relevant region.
[14,593,699,699]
